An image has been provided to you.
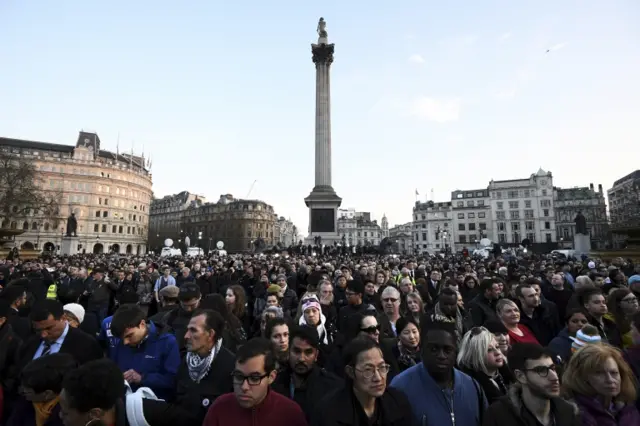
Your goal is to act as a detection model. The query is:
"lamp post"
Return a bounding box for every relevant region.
[208,237,212,253]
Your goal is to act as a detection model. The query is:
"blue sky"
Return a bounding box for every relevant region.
[2,1,639,236]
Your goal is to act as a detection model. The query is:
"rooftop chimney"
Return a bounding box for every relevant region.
[590,183,594,191]
[598,184,603,193]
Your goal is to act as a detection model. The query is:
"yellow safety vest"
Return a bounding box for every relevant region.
[396,274,416,285]
[46,284,58,300]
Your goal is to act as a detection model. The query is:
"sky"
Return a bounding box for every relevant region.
[1,1,639,236]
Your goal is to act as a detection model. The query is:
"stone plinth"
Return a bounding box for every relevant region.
[573,233,591,255]
[61,236,79,256]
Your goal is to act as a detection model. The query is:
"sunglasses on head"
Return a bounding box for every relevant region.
[361,324,380,334]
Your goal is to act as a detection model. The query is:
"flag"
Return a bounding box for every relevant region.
[415,189,419,195]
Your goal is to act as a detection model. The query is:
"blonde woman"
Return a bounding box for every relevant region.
[497,299,540,345]
[404,291,424,325]
[562,344,640,424]
[457,327,512,404]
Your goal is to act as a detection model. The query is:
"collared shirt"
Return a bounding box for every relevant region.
[33,322,70,359]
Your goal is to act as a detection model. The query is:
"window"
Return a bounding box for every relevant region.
[496,191,502,199]
[457,213,464,219]
[112,225,117,233]
[421,215,426,220]
[509,201,519,209]
[526,233,535,242]
[508,190,519,198]
[511,222,520,231]
[104,198,108,206]
[476,191,483,197]
[479,222,487,230]
[95,211,100,218]
[101,224,107,232]
[478,212,486,218]
[545,233,552,242]
[102,211,108,218]
[525,200,531,208]
[542,189,548,196]
[563,228,570,239]
[512,232,520,244]
[94,224,99,232]
[543,209,550,217]
[458,224,465,231]
[510,211,520,219]
[498,233,506,243]
[459,235,467,243]
[497,222,506,231]
[468,213,475,219]
[545,221,551,230]
[477,200,485,206]
[422,232,427,241]
[525,210,534,219]
[119,226,123,234]
[467,201,474,207]
[526,221,535,230]
[496,211,506,220]
[541,200,551,207]
[497,202,504,210]
[457,202,463,207]
[524,189,531,198]
[469,223,476,231]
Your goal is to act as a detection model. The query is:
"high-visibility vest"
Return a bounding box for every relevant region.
[46,284,58,300]
[396,274,415,286]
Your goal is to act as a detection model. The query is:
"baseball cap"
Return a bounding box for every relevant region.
[160,285,180,299]
[179,283,201,301]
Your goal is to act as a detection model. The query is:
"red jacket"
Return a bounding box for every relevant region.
[203,390,307,426]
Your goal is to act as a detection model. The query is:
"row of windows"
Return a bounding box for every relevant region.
[93,224,144,235]
[454,191,486,199]
[40,164,150,193]
[493,188,548,199]
[455,200,485,207]
[497,209,551,220]
[496,221,553,232]
[495,199,552,210]
[497,233,553,243]
[97,198,147,212]
[94,210,143,222]
[1,221,53,231]
[457,222,488,231]
[457,212,486,219]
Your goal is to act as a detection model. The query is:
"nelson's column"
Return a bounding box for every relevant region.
[304,17,342,245]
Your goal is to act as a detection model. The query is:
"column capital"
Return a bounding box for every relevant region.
[312,43,334,65]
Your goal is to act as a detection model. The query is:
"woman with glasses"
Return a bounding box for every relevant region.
[390,316,421,372]
[457,327,513,404]
[606,288,639,349]
[311,337,413,426]
[562,343,640,425]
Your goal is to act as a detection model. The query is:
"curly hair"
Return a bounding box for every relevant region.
[61,359,125,413]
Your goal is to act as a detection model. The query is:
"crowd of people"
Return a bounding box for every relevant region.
[1,249,640,426]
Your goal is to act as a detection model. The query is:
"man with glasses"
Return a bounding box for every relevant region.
[203,338,307,426]
[483,343,580,425]
[338,280,372,331]
[379,286,401,338]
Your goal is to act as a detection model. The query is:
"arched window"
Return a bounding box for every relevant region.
[44,223,50,231]
[22,222,29,230]
[31,222,38,230]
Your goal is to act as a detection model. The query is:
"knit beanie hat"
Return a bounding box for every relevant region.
[267,284,282,295]
[570,327,601,353]
[63,303,85,324]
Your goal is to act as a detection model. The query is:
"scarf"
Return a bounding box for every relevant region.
[186,338,223,383]
[33,395,60,426]
[298,311,329,344]
[397,341,420,369]
[434,302,464,345]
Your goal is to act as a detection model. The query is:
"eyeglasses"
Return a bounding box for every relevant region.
[231,372,269,386]
[355,364,391,379]
[622,296,638,304]
[524,364,557,377]
[382,297,398,303]
[361,325,380,334]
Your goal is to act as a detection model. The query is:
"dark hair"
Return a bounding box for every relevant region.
[421,314,457,343]
[396,316,420,335]
[608,288,633,335]
[514,283,533,299]
[342,336,381,366]
[0,284,27,305]
[117,290,140,305]
[179,283,201,302]
[110,304,146,338]
[21,353,77,394]
[289,324,320,349]
[201,294,243,331]
[439,287,457,299]
[191,309,225,342]
[30,299,64,322]
[346,279,364,295]
[236,338,276,374]
[564,307,589,323]
[345,312,376,342]
[508,343,553,373]
[579,287,604,306]
[0,300,10,318]
[265,317,288,339]
[228,285,247,317]
[479,278,495,292]
[62,359,125,413]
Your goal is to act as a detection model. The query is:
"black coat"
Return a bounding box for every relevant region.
[311,385,414,426]
[17,326,103,370]
[174,346,235,425]
[272,366,344,422]
[4,309,30,341]
[468,294,499,327]
[6,397,63,426]
[326,337,399,383]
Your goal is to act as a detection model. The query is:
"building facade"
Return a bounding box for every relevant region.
[451,188,492,251]
[488,169,556,246]
[0,131,152,254]
[151,193,278,252]
[149,191,206,249]
[608,170,640,248]
[381,214,389,238]
[389,222,413,255]
[337,208,383,247]
[275,217,297,247]
[412,201,453,254]
[554,184,609,249]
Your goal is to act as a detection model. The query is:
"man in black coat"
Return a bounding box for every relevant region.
[0,283,31,340]
[174,309,235,425]
[17,299,103,370]
[468,278,502,327]
[272,325,343,422]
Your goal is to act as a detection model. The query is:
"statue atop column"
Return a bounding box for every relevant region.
[317,17,328,42]
[66,213,78,237]
[574,211,588,235]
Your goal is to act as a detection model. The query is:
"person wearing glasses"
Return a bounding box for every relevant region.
[203,338,307,426]
[483,343,579,426]
[379,287,401,339]
[311,337,413,426]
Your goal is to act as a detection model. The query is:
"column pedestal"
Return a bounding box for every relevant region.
[61,236,79,256]
[573,234,591,255]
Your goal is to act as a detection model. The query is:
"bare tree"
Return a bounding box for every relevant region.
[0,150,62,227]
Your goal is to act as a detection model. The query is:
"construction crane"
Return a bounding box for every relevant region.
[246,180,257,199]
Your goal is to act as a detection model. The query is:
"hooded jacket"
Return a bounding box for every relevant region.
[110,321,180,401]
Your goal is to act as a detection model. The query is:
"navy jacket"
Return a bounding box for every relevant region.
[110,321,180,401]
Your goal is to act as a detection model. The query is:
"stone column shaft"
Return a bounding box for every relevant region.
[315,61,332,187]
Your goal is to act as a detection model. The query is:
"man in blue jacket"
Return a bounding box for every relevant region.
[109,303,180,401]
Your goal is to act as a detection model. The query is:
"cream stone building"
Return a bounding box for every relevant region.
[0,131,152,254]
